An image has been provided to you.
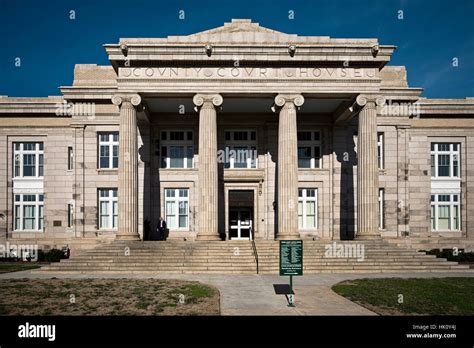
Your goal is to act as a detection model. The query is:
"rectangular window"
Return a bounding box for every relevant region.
[13,193,44,231]
[13,142,44,178]
[430,143,460,178]
[430,194,460,231]
[377,133,384,170]
[98,189,118,229]
[160,131,194,169]
[379,188,385,229]
[98,133,119,169]
[68,147,74,170]
[165,188,189,230]
[297,131,321,169]
[67,203,74,228]
[223,130,257,169]
[298,188,317,230]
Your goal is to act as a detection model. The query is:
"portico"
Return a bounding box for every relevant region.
[99,19,395,242]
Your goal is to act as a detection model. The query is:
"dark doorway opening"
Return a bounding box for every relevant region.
[228,190,254,240]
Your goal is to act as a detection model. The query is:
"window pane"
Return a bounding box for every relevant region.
[431,205,435,230]
[438,206,450,229]
[113,145,119,168]
[170,146,184,168]
[100,201,109,228]
[179,215,187,228]
[437,154,450,177]
[39,205,44,230]
[233,147,248,168]
[453,205,459,230]
[23,154,36,176]
[186,146,193,168]
[113,201,118,228]
[298,147,311,168]
[306,201,316,229]
[298,201,303,229]
[39,154,44,176]
[166,201,176,228]
[23,205,35,229]
[314,146,321,168]
[14,205,20,230]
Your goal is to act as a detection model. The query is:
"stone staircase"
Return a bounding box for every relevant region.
[40,241,257,274]
[39,239,471,274]
[256,240,470,274]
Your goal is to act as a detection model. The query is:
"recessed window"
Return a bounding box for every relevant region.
[298,188,317,230]
[98,133,119,169]
[13,193,44,231]
[98,189,118,229]
[377,133,384,170]
[67,203,74,228]
[379,188,385,229]
[13,142,44,178]
[68,147,74,170]
[165,188,189,229]
[160,131,194,169]
[297,131,321,169]
[223,130,257,169]
[431,194,460,231]
[430,143,459,178]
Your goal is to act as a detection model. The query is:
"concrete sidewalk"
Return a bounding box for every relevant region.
[1,271,473,315]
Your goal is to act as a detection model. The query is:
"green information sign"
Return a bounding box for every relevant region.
[279,240,303,276]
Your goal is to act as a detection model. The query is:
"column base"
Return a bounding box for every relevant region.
[276,233,301,240]
[115,234,141,241]
[356,234,381,240]
[196,234,221,241]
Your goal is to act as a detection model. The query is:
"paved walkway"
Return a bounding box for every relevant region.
[1,270,473,315]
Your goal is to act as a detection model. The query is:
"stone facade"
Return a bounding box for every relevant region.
[0,19,473,251]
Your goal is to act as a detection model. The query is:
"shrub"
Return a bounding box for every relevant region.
[42,249,68,263]
[421,249,474,263]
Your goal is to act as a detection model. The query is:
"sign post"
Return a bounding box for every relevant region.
[279,240,303,307]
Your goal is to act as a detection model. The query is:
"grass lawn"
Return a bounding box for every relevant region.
[332,277,474,315]
[0,263,42,274]
[0,278,219,315]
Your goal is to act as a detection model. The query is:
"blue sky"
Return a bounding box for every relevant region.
[1,0,473,98]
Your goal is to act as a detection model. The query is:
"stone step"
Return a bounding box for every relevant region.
[39,239,470,274]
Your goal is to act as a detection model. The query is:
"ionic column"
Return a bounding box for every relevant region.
[274,94,304,240]
[355,95,384,239]
[193,94,223,241]
[112,94,141,240]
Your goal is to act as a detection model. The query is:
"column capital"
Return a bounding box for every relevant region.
[356,94,385,108]
[274,94,305,109]
[193,94,223,109]
[112,94,142,107]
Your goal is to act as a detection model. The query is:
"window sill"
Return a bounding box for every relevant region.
[159,168,197,171]
[298,168,327,171]
[430,177,461,181]
[96,169,118,174]
[12,177,44,181]
[13,230,44,233]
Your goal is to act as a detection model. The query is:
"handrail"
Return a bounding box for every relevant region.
[250,228,259,274]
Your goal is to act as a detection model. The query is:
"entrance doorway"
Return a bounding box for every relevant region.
[228,190,254,240]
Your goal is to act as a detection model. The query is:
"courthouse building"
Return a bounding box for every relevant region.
[1,19,474,250]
